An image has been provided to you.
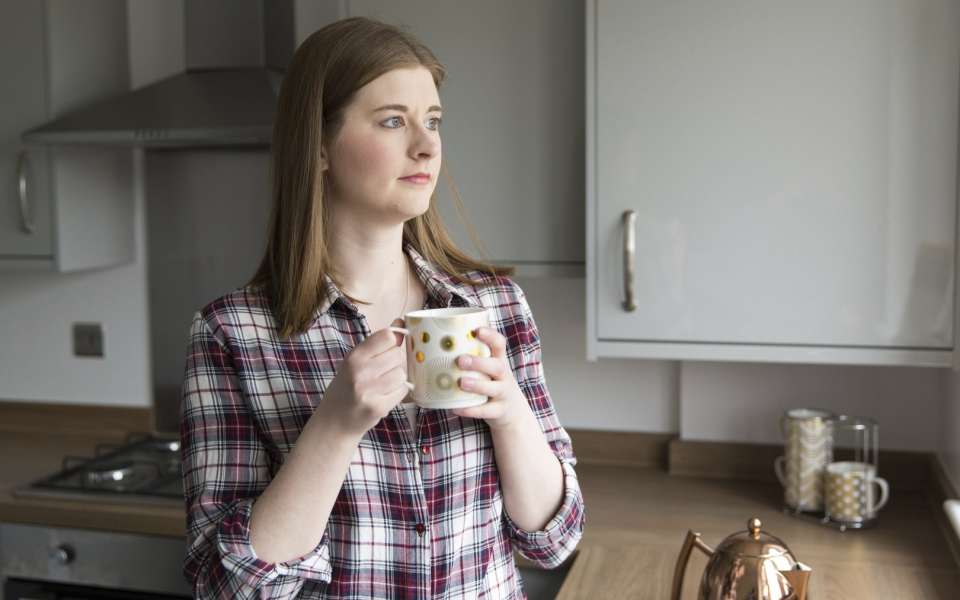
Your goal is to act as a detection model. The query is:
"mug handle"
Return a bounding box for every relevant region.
[389,327,417,392]
[872,477,890,513]
[774,455,787,486]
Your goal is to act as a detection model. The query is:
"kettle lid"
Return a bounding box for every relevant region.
[714,518,795,560]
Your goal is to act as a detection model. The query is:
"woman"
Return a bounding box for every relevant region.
[180,16,584,600]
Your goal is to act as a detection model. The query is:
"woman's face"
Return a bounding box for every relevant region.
[322,66,442,225]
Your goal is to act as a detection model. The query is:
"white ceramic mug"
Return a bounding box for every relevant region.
[824,461,890,523]
[391,307,492,410]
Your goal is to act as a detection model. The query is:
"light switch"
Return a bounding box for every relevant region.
[73,322,104,358]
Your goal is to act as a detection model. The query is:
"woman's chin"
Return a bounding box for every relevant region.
[396,197,432,218]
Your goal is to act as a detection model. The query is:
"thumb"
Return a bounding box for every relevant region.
[390,317,407,347]
[391,317,413,403]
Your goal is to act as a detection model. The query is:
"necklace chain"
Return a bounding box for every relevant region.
[398,258,411,318]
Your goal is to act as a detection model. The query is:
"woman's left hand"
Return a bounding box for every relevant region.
[451,326,530,430]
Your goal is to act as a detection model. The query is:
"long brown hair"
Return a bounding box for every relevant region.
[249,17,514,338]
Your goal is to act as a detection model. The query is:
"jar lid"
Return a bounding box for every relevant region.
[828,414,878,431]
[714,518,795,559]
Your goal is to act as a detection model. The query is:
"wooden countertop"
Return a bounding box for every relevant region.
[557,465,960,599]
[3,432,958,598]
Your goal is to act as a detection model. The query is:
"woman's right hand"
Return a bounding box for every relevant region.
[317,319,411,439]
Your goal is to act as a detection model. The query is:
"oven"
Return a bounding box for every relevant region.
[5,577,189,599]
[2,435,192,600]
[0,523,192,600]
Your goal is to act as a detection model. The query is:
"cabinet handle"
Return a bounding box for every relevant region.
[17,150,35,234]
[622,209,637,312]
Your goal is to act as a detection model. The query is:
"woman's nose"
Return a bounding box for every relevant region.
[410,125,440,158]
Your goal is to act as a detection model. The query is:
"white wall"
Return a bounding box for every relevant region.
[0,236,152,406]
[678,361,944,450]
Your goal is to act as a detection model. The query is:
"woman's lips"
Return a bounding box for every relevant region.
[399,175,431,184]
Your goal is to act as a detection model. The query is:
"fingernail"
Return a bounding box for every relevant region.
[460,377,474,389]
[458,355,472,368]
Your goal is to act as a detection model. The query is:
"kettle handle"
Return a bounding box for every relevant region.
[671,530,715,600]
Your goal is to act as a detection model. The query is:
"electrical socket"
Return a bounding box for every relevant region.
[73,322,104,358]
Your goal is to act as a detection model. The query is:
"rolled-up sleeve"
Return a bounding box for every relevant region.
[499,283,586,568]
[180,312,333,599]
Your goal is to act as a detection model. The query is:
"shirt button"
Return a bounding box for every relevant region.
[421,445,430,455]
[415,523,426,536]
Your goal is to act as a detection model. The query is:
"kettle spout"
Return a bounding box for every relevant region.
[780,562,812,600]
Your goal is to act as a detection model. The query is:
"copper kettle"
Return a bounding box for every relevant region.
[671,517,811,600]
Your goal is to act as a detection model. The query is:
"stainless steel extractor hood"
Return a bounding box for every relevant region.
[23,0,294,148]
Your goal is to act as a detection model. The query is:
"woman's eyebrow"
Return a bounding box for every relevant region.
[372,104,443,114]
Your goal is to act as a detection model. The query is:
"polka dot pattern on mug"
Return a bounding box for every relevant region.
[826,474,866,521]
[404,308,492,408]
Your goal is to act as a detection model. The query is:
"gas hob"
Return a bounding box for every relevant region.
[13,433,183,506]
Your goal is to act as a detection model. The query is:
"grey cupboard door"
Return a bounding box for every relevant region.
[590,0,958,359]
[345,0,585,269]
[0,1,53,258]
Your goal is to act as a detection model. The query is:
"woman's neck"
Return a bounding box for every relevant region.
[328,231,410,306]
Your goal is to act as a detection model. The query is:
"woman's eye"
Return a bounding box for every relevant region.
[381,116,442,130]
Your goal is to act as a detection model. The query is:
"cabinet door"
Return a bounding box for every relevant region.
[346,0,584,272]
[588,0,958,364]
[0,2,53,257]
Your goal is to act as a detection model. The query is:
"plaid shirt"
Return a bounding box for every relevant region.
[180,242,585,599]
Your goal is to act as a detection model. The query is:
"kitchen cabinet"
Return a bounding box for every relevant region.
[0,0,133,271]
[344,0,585,277]
[586,0,960,367]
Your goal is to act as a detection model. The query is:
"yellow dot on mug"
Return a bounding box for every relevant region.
[440,336,455,351]
[421,332,430,344]
[467,329,476,340]
[436,372,453,390]
[415,351,425,363]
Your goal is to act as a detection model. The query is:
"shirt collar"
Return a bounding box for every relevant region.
[316,241,482,319]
